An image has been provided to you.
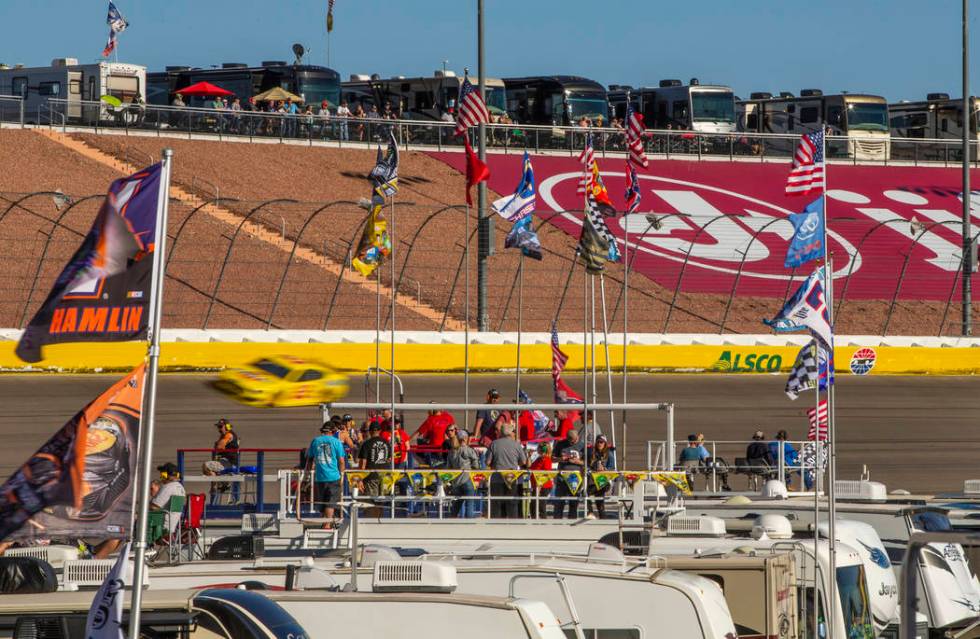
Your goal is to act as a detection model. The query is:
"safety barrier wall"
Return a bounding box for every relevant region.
[0,330,977,374]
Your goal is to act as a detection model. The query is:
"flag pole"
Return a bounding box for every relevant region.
[599,274,617,468]
[464,203,471,431]
[621,216,629,470]
[582,263,589,515]
[128,148,173,638]
[389,196,396,506]
[812,338,822,639]
[515,254,524,424]
[822,128,838,639]
[375,259,381,404]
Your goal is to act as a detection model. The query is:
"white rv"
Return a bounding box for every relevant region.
[738,90,890,161]
[0,58,146,124]
[607,79,737,134]
[889,94,979,140]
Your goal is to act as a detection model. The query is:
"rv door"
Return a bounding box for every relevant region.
[67,72,82,120]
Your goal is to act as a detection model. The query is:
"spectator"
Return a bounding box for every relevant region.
[381,417,410,468]
[678,434,704,489]
[412,403,456,466]
[768,430,800,488]
[588,435,613,518]
[337,414,360,463]
[695,433,711,462]
[229,97,242,133]
[303,104,315,137]
[287,99,301,136]
[317,100,332,138]
[440,108,455,124]
[336,100,351,141]
[444,427,479,518]
[171,93,185,108]
[306,422,346,527]
[486,423,527,518]
[353,103,366,140]
[382,101,395,119]
[357,423,392,516]
[746,430,773,465]
[473,388,505,446]
[150,462,186,539]
[549,409,577,441]
[210,418,240,468]
[552,429,585,519]
[517,405,537,443]
[529,441,554,518]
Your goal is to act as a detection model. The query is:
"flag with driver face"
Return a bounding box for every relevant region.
[101,0,128,57]
[784,197,825,268]
[85,542,131,639]
[763,269,833,348]
[494,152,542,260]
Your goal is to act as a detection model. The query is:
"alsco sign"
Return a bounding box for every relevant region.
[710,350,783,372]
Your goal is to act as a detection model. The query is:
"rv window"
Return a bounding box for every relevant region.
[942,118,949,133]
[827,106,843,127]
[671,101,689,126]
[800,106,819,124]
[11,76,27,97]
[415,90,434,110]
[746,113,758,130]
[106,75,139,103]
[38,81,61,96]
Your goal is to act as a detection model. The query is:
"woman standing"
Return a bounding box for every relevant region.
[444,427,479,518]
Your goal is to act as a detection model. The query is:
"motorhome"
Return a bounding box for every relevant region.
[0,57,145,124]
[503,75,608,126]
[737,90,890,160]
[889,94,979,140]
[608,79,737,134]
[340,71,506,121]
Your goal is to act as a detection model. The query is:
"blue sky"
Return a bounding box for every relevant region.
[1,1,977,101]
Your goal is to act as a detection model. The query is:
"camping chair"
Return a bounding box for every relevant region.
[178,493,206,561]
[155,495,186,564]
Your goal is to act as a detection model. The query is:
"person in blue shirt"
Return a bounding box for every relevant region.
[768,430,800,488]
[307,422,346,527]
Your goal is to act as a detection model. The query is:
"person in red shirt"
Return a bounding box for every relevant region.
[518,409,537,443]
[381,418,410,468]
[411,405,456,466]
[529,442,554,518]
[550,410,578,441]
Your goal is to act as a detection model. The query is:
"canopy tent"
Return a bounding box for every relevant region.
[252,86,303,103]
[176,81,234,97]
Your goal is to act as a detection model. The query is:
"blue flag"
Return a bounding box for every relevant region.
[505,215,543,260]
[763,269,833,348]
[784,197,825,268]
[495,152,542,260]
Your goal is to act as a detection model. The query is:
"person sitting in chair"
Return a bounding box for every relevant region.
[150,462,186,542]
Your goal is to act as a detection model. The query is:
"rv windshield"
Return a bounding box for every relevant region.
[567,91,609,122]
[836,565,875,639]
[298,77,341,108]
[909,510,953,532]
[692,92,736,123]
[485,86,506,113]
[845,102,888,132]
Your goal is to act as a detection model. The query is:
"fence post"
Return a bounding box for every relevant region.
[177,450,185,481]
[256,451,265,513]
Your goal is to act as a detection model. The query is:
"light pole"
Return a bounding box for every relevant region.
[441,59,449,114]
[963,0,974,336]
[476,0,492,332]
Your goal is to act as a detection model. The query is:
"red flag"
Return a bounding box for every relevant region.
[464,138,489,206]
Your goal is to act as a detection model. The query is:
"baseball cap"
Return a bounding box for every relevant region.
[157,462,179,476]
[753,430,765,440]
[487,388,500,398]
[342,414,353,422]
[369,422,381,432]
[596,434,608,443]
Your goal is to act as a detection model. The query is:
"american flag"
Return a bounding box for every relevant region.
[625,105,649,168]
[551,324,583,403]
[625,163,641,214]
[454,77,491,137]
[807,399,828,441]
[785,130,825,196]
[577,134,596,196]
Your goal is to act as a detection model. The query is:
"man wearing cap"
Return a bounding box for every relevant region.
[357,423,392,515]
[473,388,506,446]
[412,403,456,466]
[307,422,346,527]
[150,462,186,537]
[486,422,527,518]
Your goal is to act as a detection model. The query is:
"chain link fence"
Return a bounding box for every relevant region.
[1,188,977,336]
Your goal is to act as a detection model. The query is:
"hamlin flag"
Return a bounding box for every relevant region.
[0,365,145,542]
[494,152,542,260]
[763,269,833,348]
[785,130,825,197]
[16,164,163,363]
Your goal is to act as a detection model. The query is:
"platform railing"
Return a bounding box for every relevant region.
[0,95,24,127]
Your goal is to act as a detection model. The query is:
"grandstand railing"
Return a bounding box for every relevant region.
[36,97,980,167]
[1,189,976,336]
[0,95,24,128]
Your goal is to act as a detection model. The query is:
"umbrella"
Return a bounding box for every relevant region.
[176,81,234,97]
[252,86,303,103]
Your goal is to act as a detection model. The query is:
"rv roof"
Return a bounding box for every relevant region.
[0,589,195,614]
[262,589,521,610]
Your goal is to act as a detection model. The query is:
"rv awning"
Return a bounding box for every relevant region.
[176,81,234,97]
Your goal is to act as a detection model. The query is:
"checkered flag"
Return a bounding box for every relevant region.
[785,342,818,399]
[577,194,620,273]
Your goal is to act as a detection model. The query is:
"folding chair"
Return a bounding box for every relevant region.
[179,493,206,561]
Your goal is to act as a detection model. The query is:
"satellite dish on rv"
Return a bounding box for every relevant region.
[292,43,305,65]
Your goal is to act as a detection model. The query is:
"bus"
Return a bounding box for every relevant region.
[738,89,890,160]
[340,71,506,121]
[503,75,608,126]
[146,61,340,108]
[0,57,145,124]
[607,78,736,133]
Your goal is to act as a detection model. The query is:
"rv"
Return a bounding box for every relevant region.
[608,79,737,134]
[889,94,980,161]
[0,57,145,124]
[737,90,890,161]
[340,71,506,121]
[503,75,608,126]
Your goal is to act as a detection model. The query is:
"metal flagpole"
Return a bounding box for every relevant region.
[128,148,173,637]
[963,0,973,337]
[599,274,617,467]
[621,219,629,470]
[821,129,838,639]
[389,197,396,510]
[515,254,524,425]
[812,339,821,639]
[464,204,471,429]
[375,262,381,403]
[582,266,589,516]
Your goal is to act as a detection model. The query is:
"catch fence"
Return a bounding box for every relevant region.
[0,190,977,336]
[4,97,978,167]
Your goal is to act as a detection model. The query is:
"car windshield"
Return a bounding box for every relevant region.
[692,92,736,122]
[567,91,609,121]
[252,359,290,379]
[846,102,888,132]
[836,565,875,639]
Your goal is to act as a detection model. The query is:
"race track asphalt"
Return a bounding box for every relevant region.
[0,372,975,493]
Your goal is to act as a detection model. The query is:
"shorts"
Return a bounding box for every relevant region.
[314,480,342,509]
[362,473,382,497]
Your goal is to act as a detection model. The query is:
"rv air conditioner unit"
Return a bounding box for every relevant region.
[779,91,794,98]
[222,63,248,69]
[666,516,727,537]
[166,66,191,72]
[372,561,457,593]
[4,546,79,569]
[261,60,288,67]
[51,58,79,67]
[689,77,700,86]
[749,92,772,100]
[927,92,951,101]
[659,79,682,88]
[360,544,402,567]
[350,74,371,82]
[834,480,887,501]
[964,480,980,495]
[751,514,793,540]
[62,559,148,589]
[800,88,822,97]
[586,542,628,564]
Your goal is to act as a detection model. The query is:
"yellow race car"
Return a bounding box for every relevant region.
[213,355,349,407]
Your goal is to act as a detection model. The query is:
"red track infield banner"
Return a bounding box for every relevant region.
[429,152,980,300]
